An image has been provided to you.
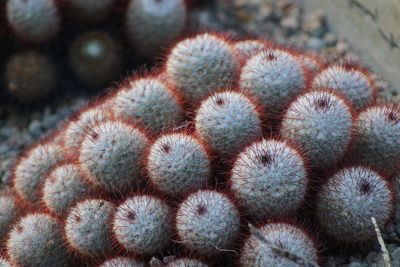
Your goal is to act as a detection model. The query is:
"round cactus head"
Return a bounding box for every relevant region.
[65,199,116,259]
[7,213,73,267]
[352,103,400,175]
[78,119,149,194]
[312,63,377,109]
[280,89,353,168]
[316,166,394,244]
[175,189,241,257]
[69,30,121,88]
[195,91,263,156]
[166,33,239,105]
[165,257,210,267]
[67,0,115,21]
[394,174,400,222]
[62,101,112,158]
[295,52,322,76]
[230,139,308,221]
[112,194,173,256]
[240,222,319,267]
[126,0,187,59]
[0,258,14,267]
[233,40,266,66]
[13,141,65,204]
[0,191,26,245]
[111,76,184,133]
[98,256,145,267]
[146,132,211,197]
[6,50,55,102]
[6,0,60,42]
[43,163,94,217]
[239,48,306,116]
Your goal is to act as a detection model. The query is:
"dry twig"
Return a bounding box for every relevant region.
[371,217,391,267]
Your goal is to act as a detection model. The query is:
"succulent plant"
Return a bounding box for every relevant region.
[316,166,394,244]
[6,50,56,102]
[7,213,72,267]
[112,194,172,256]
[146,132,211,197]
[0,191,26,244]
[240,222,319,267]
[69,30,122,88]
[6,0,60,43]
[98,256,145,267]
[78,119,149,194]
[312,63,376,109]
[239,49,305,116]
[43,163,94,217]
[111,76,184,133]
[233,39,266,66]
[0,258,14,267]
[352,104,400,175]
[230,138,308,221]
[126,0,187,59]
[175,189,241,257]
[295,52,321,76]
[13,142,65,204]
[166,33,239,104]
[62,102,112,158]
[280,90,353,168]
[165,257,210,267]
[65,199,115,259]
[195,91,263,156]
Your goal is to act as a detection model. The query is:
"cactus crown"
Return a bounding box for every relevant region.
[312,63,377,109]
[230,138,308,220]
[175,189,241,257]
[239,48,306,115]
[195,90,263,156]
[166,33,239,104]
[316,166,394,244]
[352,103,400,174]
[280,89,354,168]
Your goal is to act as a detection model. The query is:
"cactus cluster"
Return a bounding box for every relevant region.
[0,31,398,267]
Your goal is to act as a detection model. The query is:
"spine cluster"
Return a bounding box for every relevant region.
[1,31,398,266]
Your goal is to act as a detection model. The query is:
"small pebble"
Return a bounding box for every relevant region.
[281,17,299,33]
[307,36,324,50]
[323,32,337,46]
[335,40,349,54]
[387,243,398,253]
[28,120,42,137]
[334,255,348,265]
[325,256,335,267]
[391,247,400,261]
[395,224,400,236]
[349,255,363,262]
[367,251,379,264]
[303,9,326,36]
[348,262,362,267]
